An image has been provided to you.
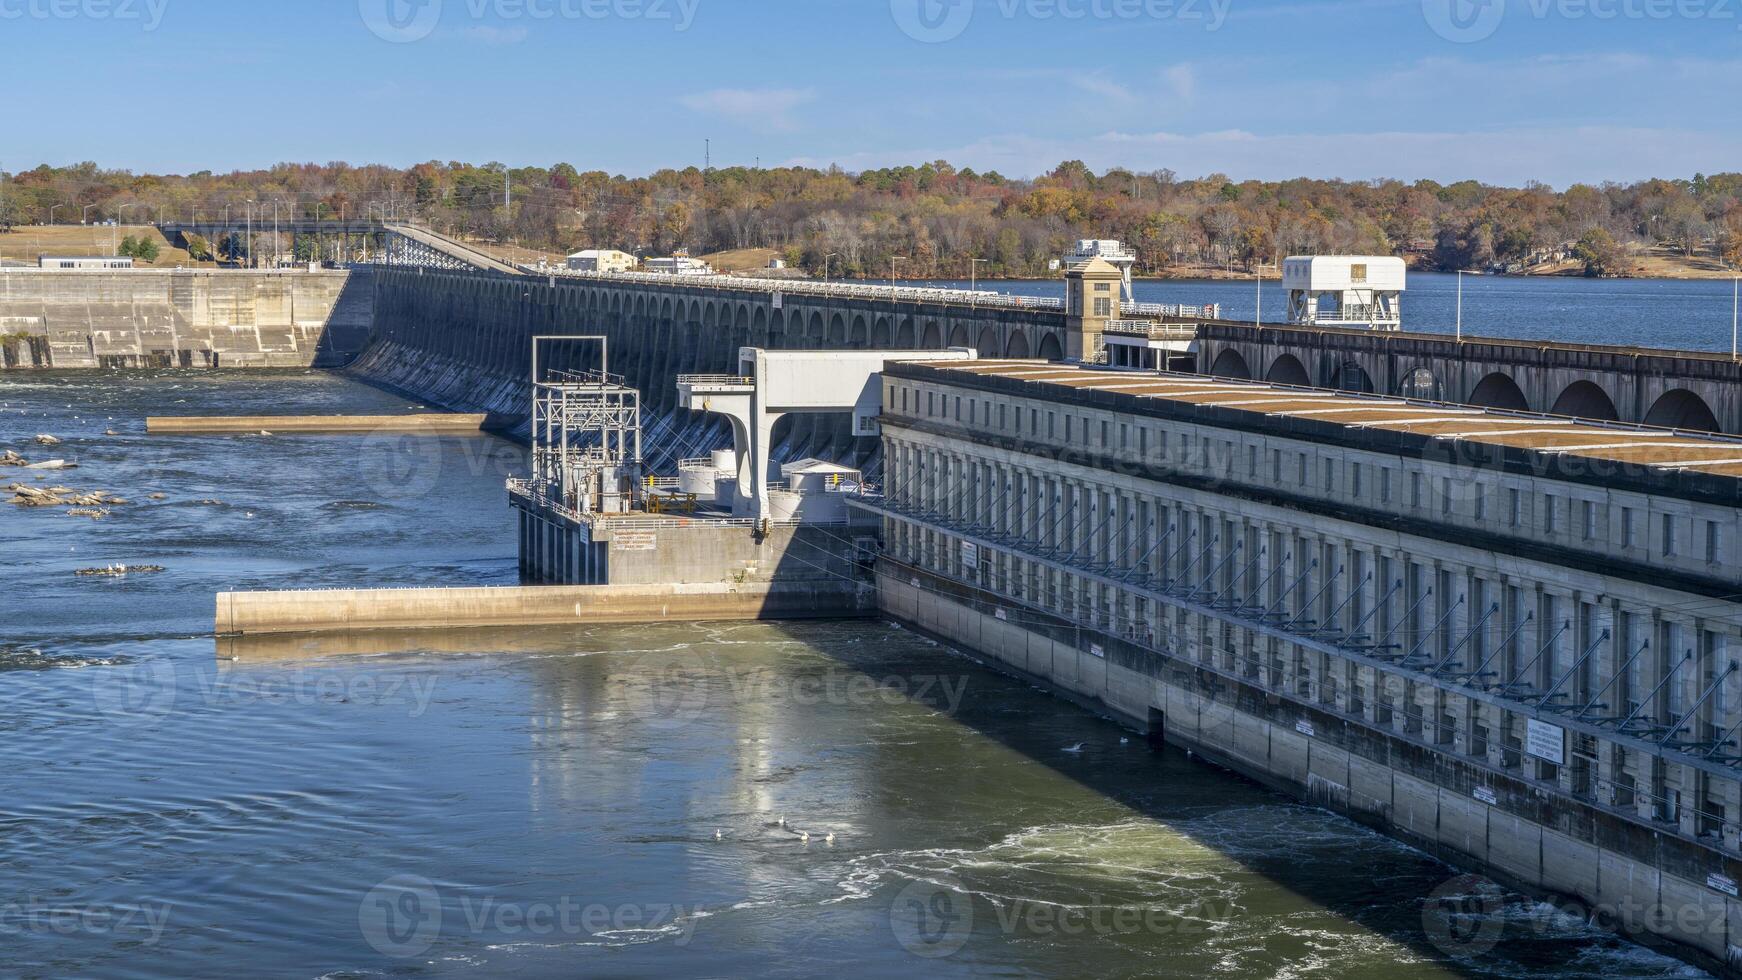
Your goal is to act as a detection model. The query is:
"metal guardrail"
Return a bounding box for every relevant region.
[507,478,862,528]
[522,265,1069,314]
[1103,321,1200,340]
[677,374,754,386]
[1122,301,1221,319]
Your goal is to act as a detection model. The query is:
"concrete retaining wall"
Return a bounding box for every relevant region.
[216,580,873,636]
[0,268,373,369]
[148,413,488,435]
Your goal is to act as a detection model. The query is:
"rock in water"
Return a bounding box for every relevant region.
[34,435,62,446]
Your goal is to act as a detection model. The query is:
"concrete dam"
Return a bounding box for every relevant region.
[0,268,373,369]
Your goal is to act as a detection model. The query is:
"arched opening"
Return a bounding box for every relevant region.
[1265,354,1310,387]
[827,313,847,345]
[896,317,916,347]
[1468,372,1530,412]
[1004,331,1031,358]
[807,312,825,347]
[1329,359,1375,394]
[1208,349,1252,380]
[849,316,869,348]
[872,317,892,347]
[920,321,942,347]
[975,326,1000,358]
[947,323,971,348]
[1037,333,1064,361]
[1398,367,1441,402]
[1550,380,1619,421]
[1644,389,1720,432]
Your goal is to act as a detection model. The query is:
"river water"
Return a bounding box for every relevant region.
[904,273,1742,352]
[0,367,1715,978]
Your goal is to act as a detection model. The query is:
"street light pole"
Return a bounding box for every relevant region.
[1456,270,1464,343]
[823,252,837,285]
[1732,276,1738,362]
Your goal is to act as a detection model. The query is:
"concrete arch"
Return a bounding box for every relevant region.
[808,312,826,347]
[1644,388,1720,432]
[1005,331,1031,358]
[660,297,672,320]
[921,321,942,348]
[947,323,972,348]
[1037,332,1064,361]
[975,325,1000,358]
[1266,354,1310,387]
[872,316,892,347]
[896,317,916,347]
[1329,359,1376,395]
[850,314,869,348]
[1468,372,1530,412]
[1398,366,1442,402]
[752,307,770,347]
[828,313,847,345]
[1550,380,1620,421]
[734,305,750,332]
[1208,348,1252,380]
[688,300,702,324]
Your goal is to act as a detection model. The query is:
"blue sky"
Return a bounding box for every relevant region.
[4,0,1739,185]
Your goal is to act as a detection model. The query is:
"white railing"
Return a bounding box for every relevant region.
[1121,301,1221,319]
[677,374,754,387]
[1103,321,1200,340]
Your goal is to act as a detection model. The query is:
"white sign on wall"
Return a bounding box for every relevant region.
[771,291,783,309]
[961,541,979,568]
[1525,718,1565,766]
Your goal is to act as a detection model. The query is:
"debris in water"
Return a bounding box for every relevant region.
[33,434,62,446]
[0,450,27,466]
[148,493,167,500]
[66,508,110,520]
[26,459,75,471]
[75,564,165,577]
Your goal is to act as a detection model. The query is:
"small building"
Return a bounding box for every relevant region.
[1283,255,1405,330]
[646,255,713,276]
[1062,239,1137,303]
[566,249,638,273]
[39,255,133,270]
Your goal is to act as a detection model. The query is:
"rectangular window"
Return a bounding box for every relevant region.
[1048,412,1055,438]
[1622,507,1636,547]
[1474,490,1486,521]
[1663,513,1678,557]
[1065,416,1073,441]
[1411,472,1422,507]
[1582,500,1596,540]
[1272,449,1282,483]
[1297,452,1307,484]
[1508,488,1521,527]
[1441,477,1452,516]
[1543,494,1557,534]
[1381,467,1392,503]
[1707,521,1721,563]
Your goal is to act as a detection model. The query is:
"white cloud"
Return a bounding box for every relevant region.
[679,88,816,133]
[785,124,1742,186]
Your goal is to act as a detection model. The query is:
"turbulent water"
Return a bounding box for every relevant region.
[0,371,1712,979]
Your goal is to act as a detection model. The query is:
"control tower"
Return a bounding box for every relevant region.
[1282,255,1405,330]
[1062,240,1137,304]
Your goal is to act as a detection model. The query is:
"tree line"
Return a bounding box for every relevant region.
[3,159,1740,277]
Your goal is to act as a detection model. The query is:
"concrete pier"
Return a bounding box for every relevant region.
[148,413,489,435]
[215,581,873,636]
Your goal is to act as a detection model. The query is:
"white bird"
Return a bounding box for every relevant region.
[714,829,722,840]
[825,833,836,844]
[1062,742,1085,754]
[1120,737,1130,745]
[777,815,786,827]
[800,831,810,843]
